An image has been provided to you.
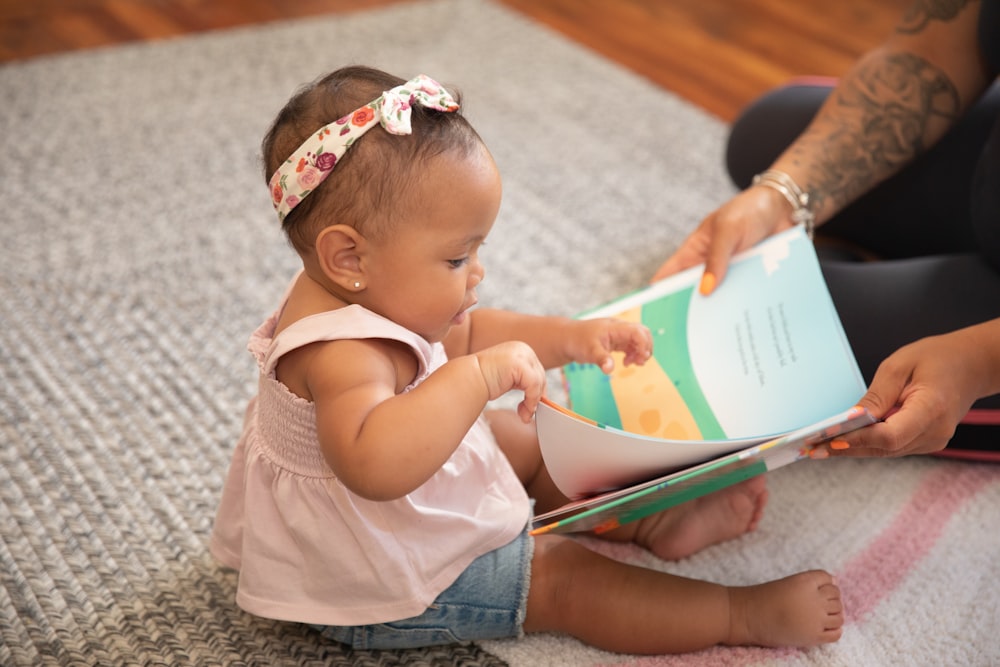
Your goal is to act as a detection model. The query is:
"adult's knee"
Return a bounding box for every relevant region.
[971,114,1000,272]
[726,81,834,188]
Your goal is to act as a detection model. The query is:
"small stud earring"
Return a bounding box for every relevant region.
[353,281,362,289]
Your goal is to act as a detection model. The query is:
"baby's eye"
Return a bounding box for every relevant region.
[447,258,469,269]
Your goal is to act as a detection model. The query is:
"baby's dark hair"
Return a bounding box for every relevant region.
[262,65,483,253]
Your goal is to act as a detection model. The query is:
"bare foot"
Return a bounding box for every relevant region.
[727,570,844,647]
[628,476,769,560]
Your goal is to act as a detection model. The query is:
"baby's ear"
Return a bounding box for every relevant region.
[314,224,366,293]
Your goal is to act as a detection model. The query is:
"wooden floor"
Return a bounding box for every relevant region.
[0,0,908,122]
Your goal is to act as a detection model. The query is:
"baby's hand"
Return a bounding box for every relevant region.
[475,341,547,423]
[569,318,653,374]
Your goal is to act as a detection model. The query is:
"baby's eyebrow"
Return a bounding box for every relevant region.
[445,234,486,253]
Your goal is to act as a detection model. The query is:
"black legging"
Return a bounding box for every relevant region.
[726,81,1000,450]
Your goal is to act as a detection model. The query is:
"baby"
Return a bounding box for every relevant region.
[210,65,844,654]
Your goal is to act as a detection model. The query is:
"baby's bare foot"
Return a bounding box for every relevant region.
[633,476,768,560]
[727,570,844,648]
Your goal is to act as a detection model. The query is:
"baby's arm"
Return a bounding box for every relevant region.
[306,336,545,501]
[450,308,652,372]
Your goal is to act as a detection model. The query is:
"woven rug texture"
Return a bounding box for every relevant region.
[2,1,999,665]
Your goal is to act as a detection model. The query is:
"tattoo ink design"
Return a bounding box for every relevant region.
[789,52,960,216]
[898,0,972,34]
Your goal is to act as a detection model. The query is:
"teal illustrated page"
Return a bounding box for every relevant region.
[564,227,865,442]
[565,285,725,440]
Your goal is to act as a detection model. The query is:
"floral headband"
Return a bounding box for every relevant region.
[268,74,460,222]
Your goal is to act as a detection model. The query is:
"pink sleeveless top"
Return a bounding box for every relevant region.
[210,293,531,626]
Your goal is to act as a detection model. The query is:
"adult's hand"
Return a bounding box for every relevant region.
[829,321,1000,457]
[652,185,796,293]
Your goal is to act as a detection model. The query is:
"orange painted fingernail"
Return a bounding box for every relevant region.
[809,448,829,459]
[699,272,716,295]
[830,439,850,450]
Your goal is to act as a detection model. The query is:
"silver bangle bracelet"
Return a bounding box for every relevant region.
[751,169,815,238]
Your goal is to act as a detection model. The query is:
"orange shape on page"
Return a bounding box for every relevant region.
[606,306,703,441]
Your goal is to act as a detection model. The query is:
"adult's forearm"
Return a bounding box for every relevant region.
[767,0,992,225]
[772,47,962,224]
[961,318,1000,400]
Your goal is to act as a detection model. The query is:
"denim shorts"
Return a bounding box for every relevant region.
[313,525,534,650]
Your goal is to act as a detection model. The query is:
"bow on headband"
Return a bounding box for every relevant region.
[268,74,459,222]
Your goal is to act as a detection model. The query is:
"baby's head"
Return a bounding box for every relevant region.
[262,66,485,255]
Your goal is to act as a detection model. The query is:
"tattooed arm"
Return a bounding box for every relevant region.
[780,0,991,223]
[653,0,993,287]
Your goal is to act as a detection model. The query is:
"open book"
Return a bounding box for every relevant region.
[532,226,874,535]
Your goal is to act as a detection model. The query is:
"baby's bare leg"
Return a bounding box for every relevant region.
[525,535,844,654]
[489,408,770,560]
[485,409,571,512]
[727,570,845,648]
[603,476,769,561]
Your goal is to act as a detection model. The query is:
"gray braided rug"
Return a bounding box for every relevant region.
[0,1,729,664]
[6,2,1000,666]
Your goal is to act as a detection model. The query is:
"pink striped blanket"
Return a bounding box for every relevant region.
[482,456,1000,666]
